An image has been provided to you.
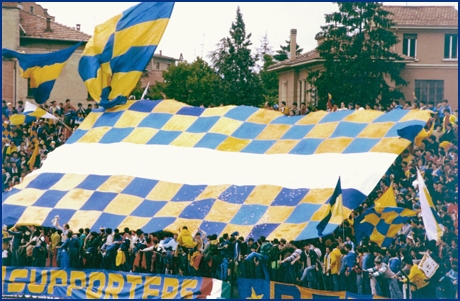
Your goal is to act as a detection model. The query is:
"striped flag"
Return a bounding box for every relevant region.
[9,101,58,125]
[2,43,81,104]
[416,168,444,242]
[79,2,174,109]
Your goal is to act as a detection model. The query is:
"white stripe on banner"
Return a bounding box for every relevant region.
[33,143,397,195]
[210,278,224,299]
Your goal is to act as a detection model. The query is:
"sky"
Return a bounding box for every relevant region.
[37,2,458,63]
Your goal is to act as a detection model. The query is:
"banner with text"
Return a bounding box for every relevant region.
[1,267,230,299]
[237,278,386,299]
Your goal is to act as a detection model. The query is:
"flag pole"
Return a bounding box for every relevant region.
[141,82,150,100]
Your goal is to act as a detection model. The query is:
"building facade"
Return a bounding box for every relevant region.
[2,2,178,108]
[2,2,91,108]
[139,51,179,89]
[268,5,458,111]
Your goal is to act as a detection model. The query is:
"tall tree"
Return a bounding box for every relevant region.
[307,2,407,108]
[273,38,303,62]
[260,54,279,105]
[208,7,262,106]
[159,58,220,107]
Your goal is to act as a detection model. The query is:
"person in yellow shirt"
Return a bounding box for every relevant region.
[49,228,61,267]
[396,258,429,299]
[443,109,457,132]
[328,243,342,291]
[5,141,18,155]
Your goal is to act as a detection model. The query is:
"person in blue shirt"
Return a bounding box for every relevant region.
[388,249,401,273]
[344,243,357,293]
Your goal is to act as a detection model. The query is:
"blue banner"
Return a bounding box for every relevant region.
[1,267,230,299]
[237,278,385,299]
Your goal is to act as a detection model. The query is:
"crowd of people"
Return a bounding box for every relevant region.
[2,99,95,192]
[1,98,458,299]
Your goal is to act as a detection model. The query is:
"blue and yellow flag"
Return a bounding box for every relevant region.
[355,206,416,247]
[9,101,58,125]
[2,43,81,104]
[316,177,342,236]
[78,2,174,109]
[1,101,431,241]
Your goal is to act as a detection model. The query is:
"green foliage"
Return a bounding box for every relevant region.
[307,2,407,108]
[160,58,220,107]
[208,7,263,106]
[273,39,303,62]
[259,54,279,105]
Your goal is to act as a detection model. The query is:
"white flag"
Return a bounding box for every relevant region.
[416,168,444,242]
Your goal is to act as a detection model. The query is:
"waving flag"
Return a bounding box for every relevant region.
[2,101,430,241]
[316,177,342,236]
[417,168,444,242]
[354,185,416,246]
[2,43,81,104]
[355,206,416,247]
[78,2,174,109]
[9,101,58,125]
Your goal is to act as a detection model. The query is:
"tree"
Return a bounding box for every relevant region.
[208,7,262,106]
[307,2,407,108]
[259,54,279,105]
[273,39,303,62]
[159,58,220,107]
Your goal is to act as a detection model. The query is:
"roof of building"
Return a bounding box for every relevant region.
[269,5,455,71]
[19,9,91,42]
[383,5,458,27]
[153,54,178,61]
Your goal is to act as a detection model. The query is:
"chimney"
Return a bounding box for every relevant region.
[290,29,297,60]
[160,50,162,56]
[76,24,80,31]
[45,18,51,31]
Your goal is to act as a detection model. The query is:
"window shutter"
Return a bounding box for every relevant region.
[452,35,458,59]
[444,35,451,58]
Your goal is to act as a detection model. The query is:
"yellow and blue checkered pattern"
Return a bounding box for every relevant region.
[355,206,417,247]
[2,173,362,241]
[67,99,430,155]
[78,2,174,109]
[2,100,431,241]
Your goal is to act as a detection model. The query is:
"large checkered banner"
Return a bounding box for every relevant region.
[2,100,431,241]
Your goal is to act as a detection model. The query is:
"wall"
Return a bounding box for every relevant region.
[2,60,15,103]
[399,66,458,110]
[393,29,458,64]
[2,6,19,50]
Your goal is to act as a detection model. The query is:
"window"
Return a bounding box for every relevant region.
[444,34,458,59]
[30,6,34,13]
[415,80,444,105]
[27,79,33,98]
[156,62,160,70]
[402,34,417,58]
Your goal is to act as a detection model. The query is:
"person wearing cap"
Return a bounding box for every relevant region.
[367,256,403,298]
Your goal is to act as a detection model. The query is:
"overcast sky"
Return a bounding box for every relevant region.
[37,2,458,63]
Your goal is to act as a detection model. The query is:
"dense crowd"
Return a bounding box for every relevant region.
[2,99,95,192]
[2,98,458,299]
